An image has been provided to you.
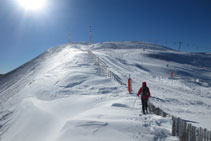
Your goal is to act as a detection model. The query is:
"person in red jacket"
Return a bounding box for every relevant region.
[137,82,151,115]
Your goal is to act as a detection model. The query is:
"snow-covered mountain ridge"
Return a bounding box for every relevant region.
[0,41,210,141]
[92,41,211,129]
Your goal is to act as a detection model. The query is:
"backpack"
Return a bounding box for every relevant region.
[142,86,148,97]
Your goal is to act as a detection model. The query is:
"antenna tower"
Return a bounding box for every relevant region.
[89,25,93,44]
[68,32,71,43]
[178,41,182,51]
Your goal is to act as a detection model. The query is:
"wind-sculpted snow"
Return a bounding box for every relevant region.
[0,44,156,140]
[92,41,211,130]
[5,41,211,140]
[0,44,69,106]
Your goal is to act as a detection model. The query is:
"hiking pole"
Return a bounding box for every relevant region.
[132,96,138,111]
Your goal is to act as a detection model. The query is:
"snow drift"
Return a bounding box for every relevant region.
[1,41,210,141]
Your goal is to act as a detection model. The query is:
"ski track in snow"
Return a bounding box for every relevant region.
[1,41,210,140]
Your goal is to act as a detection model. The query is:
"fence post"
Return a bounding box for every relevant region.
[203,128,206,141]
[180,119,185,140]
[156,108,159,115]
[161,109,164,117]
[204,128,207,141]
[207,130,210,141]
[158,108,161,115]
[204,128,208,141]
[175,118,178,136]
[199,127,203,141]
[198,127,201,141]
[191,124,194,141]
[176,118,179,136]
[181,120,187,141]
[187,124,191,141]
[196,128,199,141]
[172,116,176,136]
[178,118,181,139]
[165,111,168,117]
[210,131,211,141]
[192,126,196,141]
[178,118,181,138]
[201,128,204,141]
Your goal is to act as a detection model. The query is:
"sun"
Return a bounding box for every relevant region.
[18,0,46,11]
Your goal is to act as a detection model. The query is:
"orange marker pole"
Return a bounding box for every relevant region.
[171,71,174,78]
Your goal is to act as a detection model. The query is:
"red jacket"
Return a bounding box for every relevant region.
[137,82,151,99]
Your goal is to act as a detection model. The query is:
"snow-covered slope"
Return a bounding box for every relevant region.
[93,41,211,129]
[1,41,210,141]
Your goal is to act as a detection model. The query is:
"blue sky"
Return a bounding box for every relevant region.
[0,0,211,74]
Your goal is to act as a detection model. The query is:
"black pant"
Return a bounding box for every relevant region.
[141,98,148,114]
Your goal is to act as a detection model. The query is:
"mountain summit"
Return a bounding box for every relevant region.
[0,42,210,141]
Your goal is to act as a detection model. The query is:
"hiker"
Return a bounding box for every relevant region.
[137,82,151,114]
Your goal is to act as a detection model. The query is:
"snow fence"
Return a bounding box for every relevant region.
[88,50,211,141]
[88,50,125,86]
[148,104,211,141]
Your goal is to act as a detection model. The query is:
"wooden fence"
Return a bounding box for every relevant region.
[88,50,126,86]
[148,102,169,118]
[88,50,211,141]
[171,116,211,141]
[148,100,211,141]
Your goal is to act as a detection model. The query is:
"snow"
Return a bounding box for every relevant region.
[92,41,211,129]
[1,41,210,141]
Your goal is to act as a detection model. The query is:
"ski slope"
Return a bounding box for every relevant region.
[0,41,210,141]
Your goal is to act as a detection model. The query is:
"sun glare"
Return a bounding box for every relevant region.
[18,0,46,11]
